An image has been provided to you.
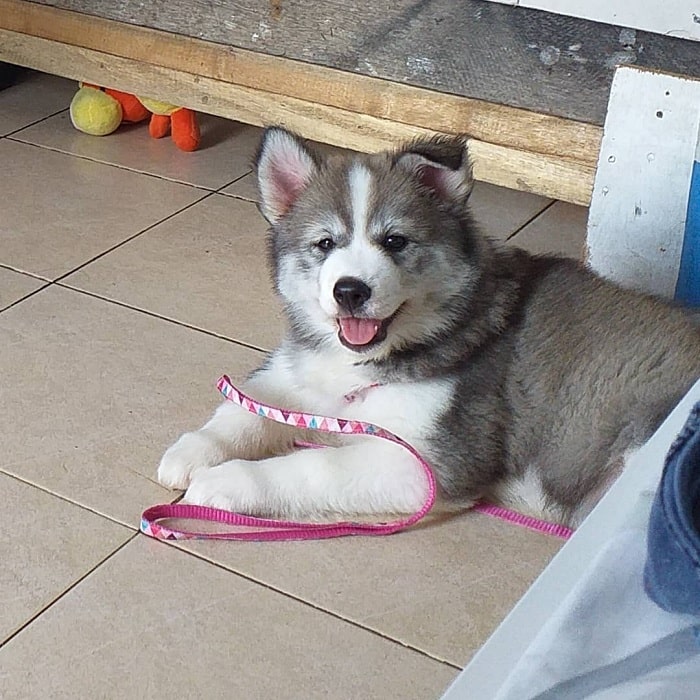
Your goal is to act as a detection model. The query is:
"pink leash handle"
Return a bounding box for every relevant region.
[140,375,437,541]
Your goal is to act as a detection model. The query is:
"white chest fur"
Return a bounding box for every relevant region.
[275,344,454,450]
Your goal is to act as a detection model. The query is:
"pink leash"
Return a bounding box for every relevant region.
[141,375,573,542]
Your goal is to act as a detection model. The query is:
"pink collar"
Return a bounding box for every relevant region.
[141,376,573,542]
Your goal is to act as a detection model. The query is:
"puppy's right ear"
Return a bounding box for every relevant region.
[254,128,318,224]
[395,135,474,207]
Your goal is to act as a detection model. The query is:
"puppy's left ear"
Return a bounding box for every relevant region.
[395,135,474,206]
[254,127,319,224]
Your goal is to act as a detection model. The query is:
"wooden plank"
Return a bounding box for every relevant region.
[0,0,601,165]
[0,28,595,205]
[29,0,700,125]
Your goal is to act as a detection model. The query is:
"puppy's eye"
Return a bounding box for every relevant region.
[315,237,336,252]
[382,234,408,252]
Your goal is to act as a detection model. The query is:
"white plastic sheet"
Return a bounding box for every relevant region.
[494,528,700,699]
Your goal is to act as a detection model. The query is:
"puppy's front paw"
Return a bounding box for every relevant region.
[183,461,261,513]
[157,430,226,490]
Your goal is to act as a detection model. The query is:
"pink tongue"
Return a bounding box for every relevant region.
[339,318,381,346]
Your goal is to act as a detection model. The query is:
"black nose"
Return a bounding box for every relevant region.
[333,277,372,313]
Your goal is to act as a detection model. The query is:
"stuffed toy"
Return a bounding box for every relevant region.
[69,84,200,151]
[70,84,150,136]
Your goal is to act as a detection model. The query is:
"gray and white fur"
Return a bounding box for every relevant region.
[157,128,700,527]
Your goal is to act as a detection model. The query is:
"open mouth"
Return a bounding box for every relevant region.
[337,307,402,351]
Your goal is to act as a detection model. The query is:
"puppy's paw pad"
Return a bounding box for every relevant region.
[157,431,222,490]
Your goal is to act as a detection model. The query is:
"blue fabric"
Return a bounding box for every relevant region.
[644,402,700,615]
[675,160,700,306]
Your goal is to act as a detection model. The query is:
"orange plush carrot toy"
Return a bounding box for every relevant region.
[137,97,201,152]
[104,88,151,123]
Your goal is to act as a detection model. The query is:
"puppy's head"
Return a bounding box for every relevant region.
[254,127,481,357]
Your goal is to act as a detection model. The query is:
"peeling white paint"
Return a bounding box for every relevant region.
[619,28,637,46]
[665,29,697,40]
[251,20,272,44]
[405,56,436,76]
[361,60,379,77]
[539,45,561,66]
[605,50,637,69]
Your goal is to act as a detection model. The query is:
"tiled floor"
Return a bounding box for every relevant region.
[0,71,588,699]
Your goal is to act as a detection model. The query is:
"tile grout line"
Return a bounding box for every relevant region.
[6,129,257,199]
[52,283,271,354]
[0,280,52,314]
[0,468,167,533]
[7,123,257,192]
[505,199,557,241]
[0,263,51,282]
[50,193,216,284]
[5,135,220,191]
[213,170,252,194]
[2,107,70,139]
[0,195,221,316]
[0,165,256,320]
[0,534,138,651]
[218,190,257,204]
[167,541,463,671]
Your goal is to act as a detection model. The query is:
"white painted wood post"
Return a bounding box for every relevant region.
[587,66,700,305]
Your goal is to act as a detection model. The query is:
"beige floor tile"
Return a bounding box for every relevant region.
[14,111,262,189]
[0,473,131,642]
[0,72,76,136]
[178,509,562,666]
[221,171,258,202]
[0,139,206,279]
[0,285,264,525]
[223,174,551,240]
[510,201,590,260]
[0,536,458,699]
[0,267,46,310]
[62,194,285,350]
[468,182,553,241]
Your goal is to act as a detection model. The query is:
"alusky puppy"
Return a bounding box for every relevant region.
[158,128,700,527]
